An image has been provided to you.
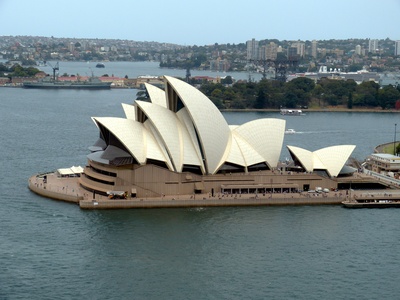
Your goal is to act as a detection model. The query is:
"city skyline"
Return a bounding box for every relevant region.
[1,0,400,45]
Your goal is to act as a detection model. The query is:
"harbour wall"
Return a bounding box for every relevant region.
[79,195,344,209]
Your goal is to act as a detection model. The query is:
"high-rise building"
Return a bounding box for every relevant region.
[355,45,362,56]
[266,42,278,60]
[291,42,305,58]
[287,46,298,59]
[68,42,75,53]
[368,39,379,53]
[311,40,318,58]
[395,40,400,56]
[246,38,259,61]
[259,45,266,60]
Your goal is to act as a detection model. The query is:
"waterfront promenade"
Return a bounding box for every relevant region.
[29,171,400,209]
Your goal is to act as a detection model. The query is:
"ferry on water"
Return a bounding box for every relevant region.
[280,108,304,116]
[285,128,296,134]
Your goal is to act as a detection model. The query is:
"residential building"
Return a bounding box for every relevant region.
[368,39,379,53]
[395,40,400,56]
[246,38,259,61]
[311,40,317,58]
[355,45,362,56]
[266,42,278,60]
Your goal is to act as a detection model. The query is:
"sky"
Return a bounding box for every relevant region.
[1,0,399,45]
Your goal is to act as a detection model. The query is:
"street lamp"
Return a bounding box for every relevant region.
[270,178,273,197]
[394,123,397,156]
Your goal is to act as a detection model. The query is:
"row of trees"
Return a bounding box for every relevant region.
[199,77,400,110]
[0,63,41,77]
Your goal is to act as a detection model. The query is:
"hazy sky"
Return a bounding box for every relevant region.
[1,0,399,45]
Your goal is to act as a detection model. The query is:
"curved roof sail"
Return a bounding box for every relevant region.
[89,76,298,175]
[287,145,356,177]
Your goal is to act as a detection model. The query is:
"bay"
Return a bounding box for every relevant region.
[36,61,263,82]
[1,63,400,299]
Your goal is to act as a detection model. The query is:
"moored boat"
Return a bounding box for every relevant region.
[280,108,304,116]
[342,199,400,208]
[23,62,111,89]
[23,76,111,89]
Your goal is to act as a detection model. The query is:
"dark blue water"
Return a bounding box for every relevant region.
[2,76,400,299]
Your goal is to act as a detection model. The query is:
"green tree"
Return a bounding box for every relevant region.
[354,81,380,107]
[378,85,400,109]
[211,88,223,99]
[347,92,353,109]
[223,89,236,101]
[396,143,400,156]
[318,78,354,106]
[283,91,298,108]
[230,98,246,109]
[211,98,225,109]
[284,77,315,107]
[221,76,233,85]
[254,89,267,109]
[347,64,363,72]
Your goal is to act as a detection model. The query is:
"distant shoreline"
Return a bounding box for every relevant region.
[221,108,400,113]
[2,84,398,113]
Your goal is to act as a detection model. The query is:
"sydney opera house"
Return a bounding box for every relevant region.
[30,75,358,207]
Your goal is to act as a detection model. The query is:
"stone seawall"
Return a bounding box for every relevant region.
[79,196,344,209]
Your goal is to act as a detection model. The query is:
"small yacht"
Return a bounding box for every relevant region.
[285,129,296,134]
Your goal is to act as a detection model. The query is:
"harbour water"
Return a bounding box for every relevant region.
[34,60,264,82]
[2,63,400,299]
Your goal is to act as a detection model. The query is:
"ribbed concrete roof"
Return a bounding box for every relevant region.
[287,145,356,177]
[164,76,231,174]
[90,76,287,174]
[121,103,136,120]
[144,82,167,108]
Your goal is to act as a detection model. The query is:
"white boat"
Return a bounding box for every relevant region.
[280,109,304,116]
[285,129,296,134]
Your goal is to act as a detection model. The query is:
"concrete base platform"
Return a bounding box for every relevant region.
[79,196,344,209]
[30,172,400,210]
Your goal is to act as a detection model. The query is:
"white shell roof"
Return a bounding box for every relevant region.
[144,83,167,108]
[121,103,136,120]
[232,119,285,168]
[136,100,203,172]
[287,145,314,171]
[314,145,356,177]
[176,108,205,172]
[225,134,248,166]
[136,101,182,170]
[93,117,166,164]
[287,145,356,177]
[230,133,265,166]
[91,77,288,174]
[165,76,231,174]
[142,120,173,170]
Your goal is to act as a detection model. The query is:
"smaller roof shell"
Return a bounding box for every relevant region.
[287,145,356,177]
